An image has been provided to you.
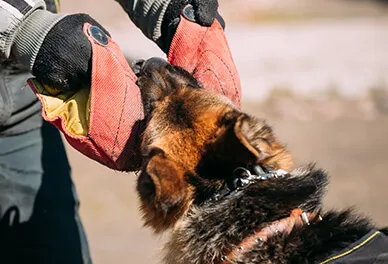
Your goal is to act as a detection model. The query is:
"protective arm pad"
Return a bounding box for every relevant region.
[28,23,144,171]
[27,17,242,172]
[115,0,170,43]
[168,16,241,107]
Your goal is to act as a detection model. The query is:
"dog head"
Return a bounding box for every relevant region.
[134,58,295,233]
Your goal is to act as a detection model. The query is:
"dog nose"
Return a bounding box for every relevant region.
[132,57,169,76]
[136,57,170,74]
[131,59,145,75]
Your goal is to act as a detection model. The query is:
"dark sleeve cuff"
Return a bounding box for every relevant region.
[12,9,66,70]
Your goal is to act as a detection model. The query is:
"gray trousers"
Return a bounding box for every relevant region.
[0,66,92,263]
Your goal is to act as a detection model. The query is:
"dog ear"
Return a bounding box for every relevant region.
[233,115,273,162]
[227,114,294,170]
[137,152,191,233]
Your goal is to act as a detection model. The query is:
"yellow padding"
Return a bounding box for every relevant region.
[53,0,60,12]
[320,231,381,264]
[31,80,90,136]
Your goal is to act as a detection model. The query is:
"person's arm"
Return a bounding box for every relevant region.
[1,0,145,171]
[116,0,241,107]
[0,0,49,59]
[1,0,107,91]
[115,0,224,53]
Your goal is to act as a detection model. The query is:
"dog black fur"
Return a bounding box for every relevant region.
[134,57,388,264]
[164,164,388,263]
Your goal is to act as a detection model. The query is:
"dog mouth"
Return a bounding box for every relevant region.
[131,59,145,76]
[131,57,203,90]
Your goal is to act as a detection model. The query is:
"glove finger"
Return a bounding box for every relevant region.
[192,0,218,26]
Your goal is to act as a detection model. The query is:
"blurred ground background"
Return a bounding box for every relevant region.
[60,0,388,263]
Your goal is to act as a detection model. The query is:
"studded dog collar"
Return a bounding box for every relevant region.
[219,208,322,264]
[206,165,322,264]
[206,165,289,205]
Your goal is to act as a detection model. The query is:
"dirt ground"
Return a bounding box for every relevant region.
[57,0,388,263]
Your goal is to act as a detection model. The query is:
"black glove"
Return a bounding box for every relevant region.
[164,0,224,28]
[161,1,225,52]
[12,10,110,92]
[116,0,224,53]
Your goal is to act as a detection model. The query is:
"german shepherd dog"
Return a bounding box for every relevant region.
[132,57,388,264]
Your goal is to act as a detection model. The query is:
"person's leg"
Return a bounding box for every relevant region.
[0,67,92,263]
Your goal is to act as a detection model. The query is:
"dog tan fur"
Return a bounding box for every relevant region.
[135,58,293,233]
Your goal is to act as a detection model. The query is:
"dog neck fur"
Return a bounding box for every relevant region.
[162,164,328,264]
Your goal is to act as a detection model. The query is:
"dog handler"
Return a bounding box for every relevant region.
[0,0,241,262]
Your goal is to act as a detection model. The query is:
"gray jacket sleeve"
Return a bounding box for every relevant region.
[0,0,65,69]
[116,0,170,42]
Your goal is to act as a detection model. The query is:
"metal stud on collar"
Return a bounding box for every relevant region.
[219,210,323,263]
[232,165,289,189]
[220,234,266,262]
[206,165,290,205]
[301,212,310,225]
